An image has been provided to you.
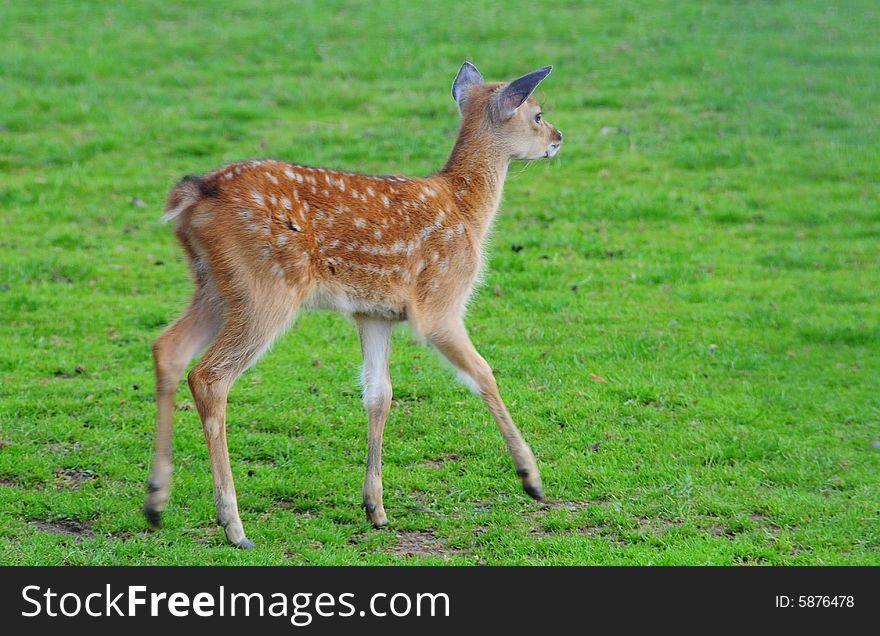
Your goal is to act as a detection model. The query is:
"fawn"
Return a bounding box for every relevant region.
[144,62,563,548]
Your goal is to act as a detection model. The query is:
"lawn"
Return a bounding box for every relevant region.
[1,0,878,565]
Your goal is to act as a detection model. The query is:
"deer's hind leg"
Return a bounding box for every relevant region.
[187,285,301,548]
[145,285,223,527]
[423,316,543,500]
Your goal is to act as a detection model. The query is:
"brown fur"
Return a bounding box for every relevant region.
[145,64,562,547]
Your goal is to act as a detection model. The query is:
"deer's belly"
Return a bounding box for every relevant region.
[303,281,407,321]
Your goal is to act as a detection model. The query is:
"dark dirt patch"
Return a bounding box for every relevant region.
[634,516,683,535]
[47,441,81,454]
[54,467,97,490]
[107,529,152,542]
[30,518,94,538]
[703,514,785,539]
[566,521,626,545]
[0,440,11,448]
[392,529,463,558]
[705,522,738,539]
[181,526,221,545]
[417,453,458,469]
[525,499,604,516]
[529,514,681,542]
[749,513,783,535]
[539,500,594,510]
[0,475,20,487]
[50,366,86,380]
[273,499,316,517]
[578,524,605,539]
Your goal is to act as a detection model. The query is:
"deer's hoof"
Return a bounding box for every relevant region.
[235,538,257,549]
[364,502,389,527]
[523,483,545,501]
[143,505,162,528]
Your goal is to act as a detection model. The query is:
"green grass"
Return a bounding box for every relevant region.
[1,0,879,565]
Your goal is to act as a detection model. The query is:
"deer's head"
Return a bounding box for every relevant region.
[452,62,562,161]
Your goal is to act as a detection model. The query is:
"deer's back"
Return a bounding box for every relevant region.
[173,159,480,322]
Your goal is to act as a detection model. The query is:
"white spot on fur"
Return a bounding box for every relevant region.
[281,196,291,210]
[354,218,366,229]
[381,194,390,208]
[373,228,382,240]
[265,172,279,185]
[252,191,264,206]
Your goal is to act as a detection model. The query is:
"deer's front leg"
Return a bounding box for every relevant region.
[356,316,393,527]
[427,318,543,500]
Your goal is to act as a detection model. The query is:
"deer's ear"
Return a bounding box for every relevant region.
[452,61,484,113]
[496,65,553,118]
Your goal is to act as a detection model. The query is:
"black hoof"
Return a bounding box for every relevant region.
[143,506,162,528]
[523,484,545,501]
[236,538,256,549]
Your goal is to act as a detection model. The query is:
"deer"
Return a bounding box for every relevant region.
[144,62,563,548]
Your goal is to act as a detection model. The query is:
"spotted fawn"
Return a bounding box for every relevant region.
[145,62,563,548]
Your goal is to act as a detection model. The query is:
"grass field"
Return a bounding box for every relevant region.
[1,0,878,565]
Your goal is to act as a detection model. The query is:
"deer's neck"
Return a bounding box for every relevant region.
[438,127,509,241]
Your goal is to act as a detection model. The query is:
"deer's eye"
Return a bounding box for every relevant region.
[534,112,543,124]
